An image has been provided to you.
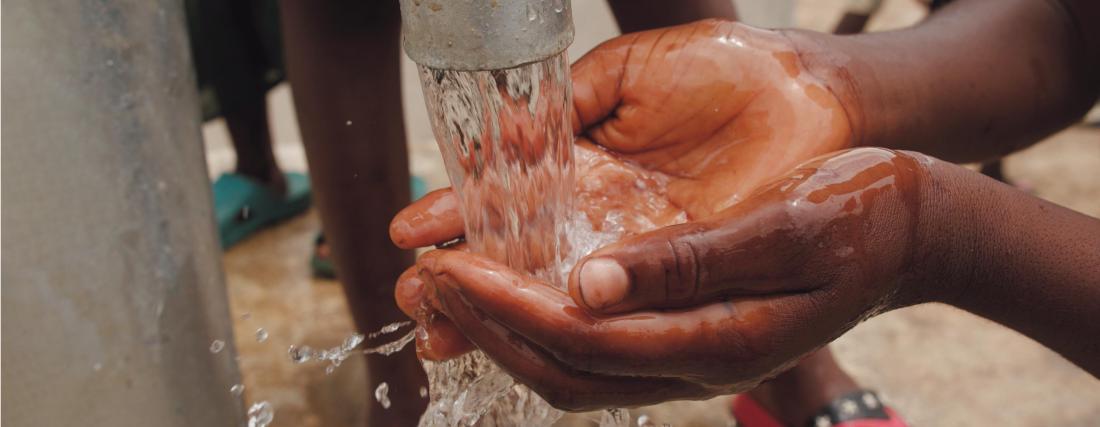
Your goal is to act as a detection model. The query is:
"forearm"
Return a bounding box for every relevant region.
[913,157,1100,375]
[788,0,1100,163]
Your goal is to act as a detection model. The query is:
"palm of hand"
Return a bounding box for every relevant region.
[572,19,851,225]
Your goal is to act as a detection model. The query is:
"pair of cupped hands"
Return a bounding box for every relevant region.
[391,20,929,410]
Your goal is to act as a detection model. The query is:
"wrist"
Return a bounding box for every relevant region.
[901,151,1100,373]
[894,152,995,308]
[781,29,888,150]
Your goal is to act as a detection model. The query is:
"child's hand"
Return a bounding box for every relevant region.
[390,19,858,363]
[571,19,852,216]
[398,148,938,410]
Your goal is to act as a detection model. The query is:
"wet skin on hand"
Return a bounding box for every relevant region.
[386,20,906,409]
[393,147,935,409]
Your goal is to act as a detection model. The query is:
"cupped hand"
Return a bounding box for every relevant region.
[570,18,852,217]
[389,19,866,407]
[398,148,933,410]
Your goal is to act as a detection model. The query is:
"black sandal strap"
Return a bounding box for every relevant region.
[804,390,890,427]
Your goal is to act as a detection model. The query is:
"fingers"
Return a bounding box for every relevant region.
[416,314,475,361]
[567,200,815,315]
[570,34,637,135]
[422,259,711,410]
[417,250,791,378]
[396,261,474,361]
[395,266,428,318]
[389,188,464,249]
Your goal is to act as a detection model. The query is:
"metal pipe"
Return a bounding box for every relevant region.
[399,0,575,70]
[2,0,244,425]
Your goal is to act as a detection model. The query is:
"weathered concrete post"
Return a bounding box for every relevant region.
[2,0,244,425]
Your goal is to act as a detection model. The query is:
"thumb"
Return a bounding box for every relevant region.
[568,202,809,314]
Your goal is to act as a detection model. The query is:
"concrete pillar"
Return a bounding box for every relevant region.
[2,0,244,425]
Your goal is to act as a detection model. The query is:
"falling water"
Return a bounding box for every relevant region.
[420,54,575,287]
[416,52,574,426]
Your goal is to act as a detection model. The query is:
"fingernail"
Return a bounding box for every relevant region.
[578,258,630,310]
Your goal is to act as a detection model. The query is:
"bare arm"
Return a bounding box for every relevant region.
[918,157,1100,374]
[788,0,1100,163]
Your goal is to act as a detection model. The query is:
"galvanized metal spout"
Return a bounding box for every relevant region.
[399,0,575,70]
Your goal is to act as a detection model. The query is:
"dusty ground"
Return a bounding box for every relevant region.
[203,1,1100,426]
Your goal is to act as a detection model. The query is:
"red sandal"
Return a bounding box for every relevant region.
[732,390,908,427]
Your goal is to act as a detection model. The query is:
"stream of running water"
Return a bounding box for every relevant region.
[416,51,629,427]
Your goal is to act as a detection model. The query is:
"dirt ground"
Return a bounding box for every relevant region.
[203,1,1100,426]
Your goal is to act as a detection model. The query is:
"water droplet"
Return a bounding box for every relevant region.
[363,330,416,355]
[526,4,537,21]
[92,362,103,371]
[325,365,336,375]
[230,384,245,396]
[240,312,252,320]
[209,339,225,354]
[345,120,353,126]
[247,401,274,427]
[288,345,313,363]
[552,0,564,13]
[342,333,365,350]
[369,320,411,338]
[637,414,655,427]
[381,322,404,334]
[375,382,391,409]
[255,328,269,343]
[415,324,429,343]
[419,386,428,397]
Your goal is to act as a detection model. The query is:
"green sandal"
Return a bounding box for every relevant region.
[214,172,311,249]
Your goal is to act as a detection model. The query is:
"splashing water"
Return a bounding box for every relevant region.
[364,330,416,356]
[230,384,245,397]
[286,322,416,375]
[288,345,313,364]
[375,382,392,409]
[369,320,411,339]
[247,401,274,427]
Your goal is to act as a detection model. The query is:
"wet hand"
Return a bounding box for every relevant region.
[395,148,935,409]
[571,18,852,217]
[390,18,856,361]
